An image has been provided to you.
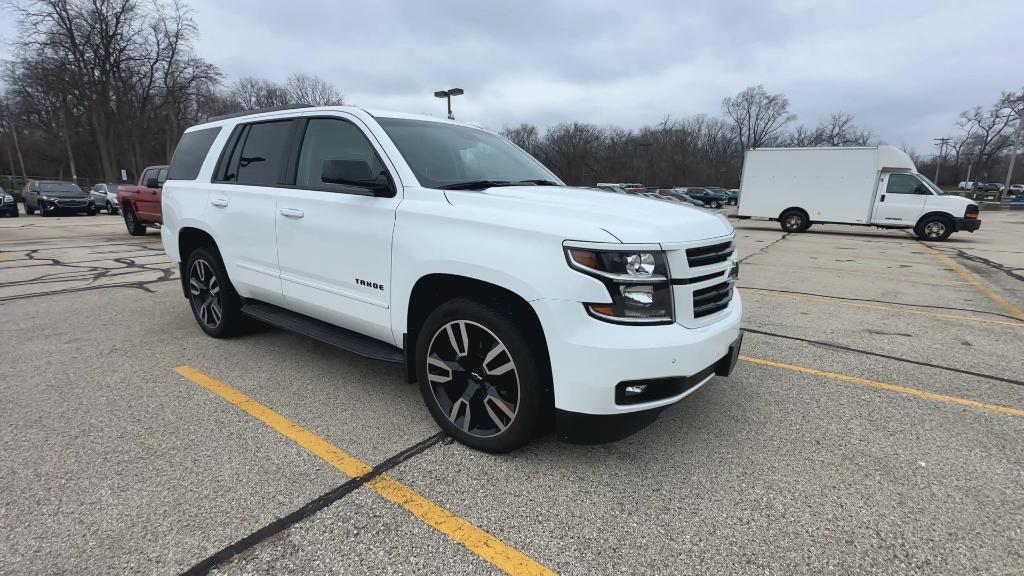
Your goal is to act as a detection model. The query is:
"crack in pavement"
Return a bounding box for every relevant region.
[739,232,791,263]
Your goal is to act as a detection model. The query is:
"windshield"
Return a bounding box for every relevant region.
[377,118,559,189]
[917,175,944,195]
[39,182,84,196]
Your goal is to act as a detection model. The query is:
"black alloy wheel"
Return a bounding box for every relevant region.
[416,298,545,452]
[189,258,224,330]
[426,320,520,438]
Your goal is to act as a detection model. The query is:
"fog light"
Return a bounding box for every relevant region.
[624,384,647,395]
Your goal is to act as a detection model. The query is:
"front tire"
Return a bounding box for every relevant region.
[185,247,243,338]
[123,206,147,236]
[915,215,954,241]
[779,209,810,232]
[25,202,35,215]
[415,298,545,453]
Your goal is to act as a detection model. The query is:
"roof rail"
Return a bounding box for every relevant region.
[198,103,315,125]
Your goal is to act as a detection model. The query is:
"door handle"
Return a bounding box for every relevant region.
[210,198,229,208]
[880,195,885,203]
[279,208,304,218]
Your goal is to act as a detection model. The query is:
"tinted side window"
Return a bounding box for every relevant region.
[168,127,221,180]
[157,167,168,184]
[235,120,293,186]
[142,168,156,185]
[886,174,919,194]
[295,118,387,194]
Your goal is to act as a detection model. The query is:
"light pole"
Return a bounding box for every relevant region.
[434,88,464,120]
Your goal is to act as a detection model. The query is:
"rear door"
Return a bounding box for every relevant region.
[275,113,401,344]
[871,173,929,226]
[205,119,297,307]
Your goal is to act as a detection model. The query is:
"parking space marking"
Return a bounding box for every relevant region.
[739,288,1024,328]
[174,365,556,576]
[916,241,1024,322]
[739,355,1024,418]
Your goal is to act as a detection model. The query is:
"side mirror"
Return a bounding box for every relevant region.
[914,184,930,195]
[321,160,390,195]
[145,177,160,188]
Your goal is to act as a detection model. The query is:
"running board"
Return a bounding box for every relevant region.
[241,301,403,364]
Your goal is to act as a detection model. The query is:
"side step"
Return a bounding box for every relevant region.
[241,301,404,364]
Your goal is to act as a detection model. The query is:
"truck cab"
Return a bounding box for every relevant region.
[118,165,168,235]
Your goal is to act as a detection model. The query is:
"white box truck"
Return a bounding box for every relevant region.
[737,146,980,241]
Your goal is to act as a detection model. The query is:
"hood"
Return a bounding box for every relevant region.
[444,186,734,244]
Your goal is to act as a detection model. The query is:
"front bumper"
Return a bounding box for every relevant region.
[956,217,981,232]
[531,292,742,416]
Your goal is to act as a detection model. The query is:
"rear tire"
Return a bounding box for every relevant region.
[123,206,147,236]
[185,247,243,338]
[415,297,546,453]
[779,209,810,232]
[915,215,954,241]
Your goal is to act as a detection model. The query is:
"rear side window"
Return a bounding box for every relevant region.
[233,121,294,186]
[168,127,221,180]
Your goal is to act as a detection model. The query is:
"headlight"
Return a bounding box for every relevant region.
[565,246,674,324]
[3,195,12,203]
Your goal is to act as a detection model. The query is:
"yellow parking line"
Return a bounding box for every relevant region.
[739,288,1024,329]
[739,355,1024,418]
[174,365,555,576]
[916,241,1024,322]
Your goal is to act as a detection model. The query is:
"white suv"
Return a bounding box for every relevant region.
[161,105,743,452]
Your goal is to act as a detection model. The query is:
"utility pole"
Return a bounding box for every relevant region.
[933,137,950,185]
[1002,114,1022,202]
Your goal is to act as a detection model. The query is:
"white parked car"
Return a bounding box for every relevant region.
[161,105,742,452]
[1009,184,1024,195]
[739,146,980,241]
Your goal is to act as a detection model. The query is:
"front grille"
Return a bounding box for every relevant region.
[57,200,87,208]
[692,280,734,318]
[686,241,734,267]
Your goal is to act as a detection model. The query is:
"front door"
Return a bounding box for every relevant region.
[871,172,929,226]
[137,167,167,221]
[275,114,401,344]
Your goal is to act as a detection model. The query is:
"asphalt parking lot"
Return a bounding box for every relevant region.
[1,208,1022,575]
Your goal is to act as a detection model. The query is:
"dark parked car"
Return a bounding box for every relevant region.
[679,187,726,208]
[657,189,707,207]
[705,187,736,205]
[22,180,97,216]
[975,182,1004,193]
[1,186,18,217]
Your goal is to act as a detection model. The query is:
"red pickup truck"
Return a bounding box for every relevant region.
[118,165,168,235]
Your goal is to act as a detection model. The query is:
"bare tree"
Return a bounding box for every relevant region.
[285,73,344,106]
[721,84,796,150]
[230,77,290,110]
[500,123,543,158]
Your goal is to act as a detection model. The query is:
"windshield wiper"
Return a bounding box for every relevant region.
[514,179,562,186]
[438,180,512,190]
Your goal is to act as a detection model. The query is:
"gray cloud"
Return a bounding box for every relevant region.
[3,0,1021,152]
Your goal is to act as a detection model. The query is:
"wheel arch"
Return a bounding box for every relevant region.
[778,206,809,221]
[177,226,221,299]
[915,210,956,229]
[403,273,550,386]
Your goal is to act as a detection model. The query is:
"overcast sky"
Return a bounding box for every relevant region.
[1,0,1020,153]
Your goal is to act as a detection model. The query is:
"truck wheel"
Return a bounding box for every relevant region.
[915,215,953,241]
[123,206,147,236]
[779,209,809,232]
[415,298,545,453]
[185,247,243,338]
